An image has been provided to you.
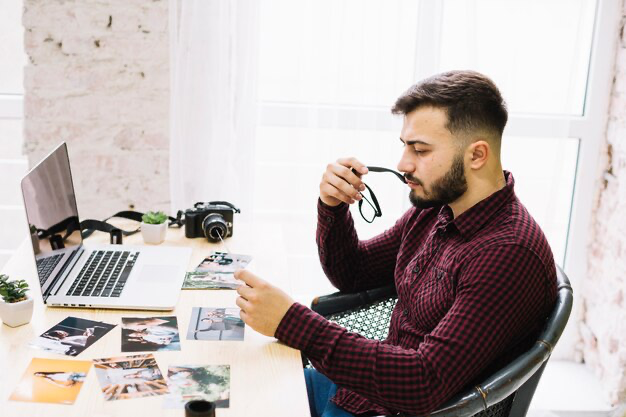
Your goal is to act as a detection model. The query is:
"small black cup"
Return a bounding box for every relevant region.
[185,400,216,417]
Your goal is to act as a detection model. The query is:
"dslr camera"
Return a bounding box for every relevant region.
[184,201,240,242]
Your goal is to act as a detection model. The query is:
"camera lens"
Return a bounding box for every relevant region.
[202,213,228,242]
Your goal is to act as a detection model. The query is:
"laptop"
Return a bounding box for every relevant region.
[21,142,192,310]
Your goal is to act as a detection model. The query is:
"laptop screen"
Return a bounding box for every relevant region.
[21,143,83,281]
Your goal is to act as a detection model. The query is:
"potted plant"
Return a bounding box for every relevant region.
[141,211,168,244]
[30,224,40,254]
[0,274,33,327]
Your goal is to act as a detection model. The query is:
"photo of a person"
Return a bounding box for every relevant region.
[9,358,92,405]
[93,354,169,401]
[187,307,244,341]
[201,252,233,268]
[195,251,252,273]
[45,328,93,347]
[30,316,116,357]
[34,371,86,388]
[121,316,181,352]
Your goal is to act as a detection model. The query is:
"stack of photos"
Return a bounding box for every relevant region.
[187,307,245,341]
[163,365,230,409]
[30,316,116,356]
[121,316,181,352]
[93,354,168,401]
[182,251,252,290]
[9,358,91,405]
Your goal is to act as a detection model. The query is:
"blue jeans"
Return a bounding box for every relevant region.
[304,368,355,417]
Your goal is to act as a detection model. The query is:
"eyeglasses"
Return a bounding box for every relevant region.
[352,166,406,223]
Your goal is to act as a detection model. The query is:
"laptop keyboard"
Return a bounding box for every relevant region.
[67,250,139,298]
[36,254,64,286]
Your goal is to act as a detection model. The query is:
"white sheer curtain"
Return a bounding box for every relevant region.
[169,0,259,219]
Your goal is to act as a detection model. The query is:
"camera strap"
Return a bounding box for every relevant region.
[40,201,239,246]
[79,210,185,244]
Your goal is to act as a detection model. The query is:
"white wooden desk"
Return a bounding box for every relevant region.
[0,222,310,417]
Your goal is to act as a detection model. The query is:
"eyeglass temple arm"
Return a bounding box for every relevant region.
[364,166,407,183]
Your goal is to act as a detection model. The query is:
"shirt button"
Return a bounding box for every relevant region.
[403,310,408,316]
[326,216,333,223]
[413,265,420,273]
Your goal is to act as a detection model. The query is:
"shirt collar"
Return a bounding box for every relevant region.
[436,171,515,240]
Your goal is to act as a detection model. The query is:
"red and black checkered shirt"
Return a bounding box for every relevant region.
[275,171,557,416]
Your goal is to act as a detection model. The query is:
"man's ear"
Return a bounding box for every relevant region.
[467,140,490,169]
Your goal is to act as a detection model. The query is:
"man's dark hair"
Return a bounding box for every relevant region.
[392,70,508,145]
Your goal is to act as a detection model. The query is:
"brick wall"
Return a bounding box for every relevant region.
[582,3,626,406]
[23,0,170,220]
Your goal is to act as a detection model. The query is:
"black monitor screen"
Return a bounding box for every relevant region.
[21,143,83,267]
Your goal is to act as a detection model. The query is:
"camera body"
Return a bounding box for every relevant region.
[184,201,240,242]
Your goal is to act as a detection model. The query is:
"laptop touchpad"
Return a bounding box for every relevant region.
[136,265,179,284]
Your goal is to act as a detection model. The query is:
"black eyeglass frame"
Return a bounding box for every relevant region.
[352,166,406,223]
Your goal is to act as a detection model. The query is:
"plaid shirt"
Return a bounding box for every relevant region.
[275,171,557,416]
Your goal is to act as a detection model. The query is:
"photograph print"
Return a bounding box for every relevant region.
[121,316,181,352]
[9,357,92,405]
[163,365,230,409]
[195,251,252,273]
[30,316,116,356]
[93,354,169,401]
[187,307,245,341]
[182,271,244,290]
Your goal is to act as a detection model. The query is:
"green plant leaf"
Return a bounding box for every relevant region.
[0,276,29,303]
[142,211,168,224]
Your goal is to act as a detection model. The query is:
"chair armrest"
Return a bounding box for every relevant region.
[311,284,397,318]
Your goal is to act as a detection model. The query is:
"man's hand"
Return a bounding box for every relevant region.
[234,269,295,337]
[319,157,369,207]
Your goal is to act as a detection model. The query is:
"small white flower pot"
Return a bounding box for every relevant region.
[0,294,34,327]
[141,222,167,244]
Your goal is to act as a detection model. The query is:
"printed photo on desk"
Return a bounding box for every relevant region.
[163,365,230,409]
[93,354,168,401]
[30,316,116,356]
[9,358,91,405]
[195,251,252,273]
[121,316,181,352]
[187,307,245,341]
[183,271,243,290]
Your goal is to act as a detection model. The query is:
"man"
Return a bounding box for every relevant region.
[234,70,558,416]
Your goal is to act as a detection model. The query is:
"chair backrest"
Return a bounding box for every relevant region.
[426,265,573,417]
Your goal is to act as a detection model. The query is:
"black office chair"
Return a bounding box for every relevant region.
[307,265,573,417]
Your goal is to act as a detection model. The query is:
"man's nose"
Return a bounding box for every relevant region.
[397,147,414,174]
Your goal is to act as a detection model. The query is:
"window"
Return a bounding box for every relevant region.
[254,0,614,303]
[0,0,28,269]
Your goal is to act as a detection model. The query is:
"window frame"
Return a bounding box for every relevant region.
[0,95,23,119]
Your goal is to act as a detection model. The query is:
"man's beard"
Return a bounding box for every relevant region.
[407,152,468,209]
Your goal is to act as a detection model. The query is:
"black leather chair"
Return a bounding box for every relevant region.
[307,265,573,417]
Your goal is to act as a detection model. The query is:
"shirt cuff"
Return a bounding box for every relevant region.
[318,198,349,227]
[318,198,348,212]
[275,302,328,352]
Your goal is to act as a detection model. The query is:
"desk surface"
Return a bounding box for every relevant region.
[0,222,310,417]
